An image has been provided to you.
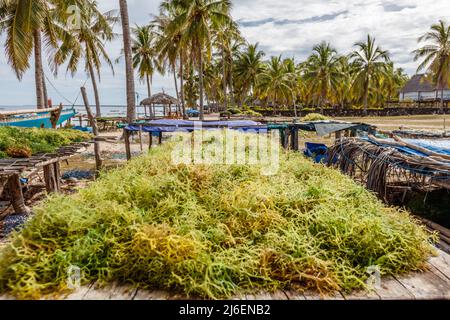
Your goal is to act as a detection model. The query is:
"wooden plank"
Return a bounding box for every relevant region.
[283,290,306,300]
[374,276,415,300]
[64,282,95,300]
[269,291,288,300]
[341,289,380,300]
[303,290,345,300]
[107,283,138,300]
[133,289,170,300]
[429,251,450,280]
[395,270,450,300]
[82,283,115,300]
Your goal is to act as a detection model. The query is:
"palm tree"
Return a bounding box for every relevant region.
[413,20,450,112]
[164,0,232,120]
[256,56,292,114]
[1,0,94,109]
[213,21,242,111]
[119,0,136,123]
[52,9,117,117]
[155,2,189,118]
[350,35,390,115]
[234,43,265,106]
[303,42,341,113]
[131,25,160,99]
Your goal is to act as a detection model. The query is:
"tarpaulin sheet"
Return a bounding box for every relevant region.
[126,120,268,133]
[314,122,361,136]
[367,138,450,158]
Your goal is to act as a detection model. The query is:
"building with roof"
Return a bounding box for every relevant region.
[399,74,450,102]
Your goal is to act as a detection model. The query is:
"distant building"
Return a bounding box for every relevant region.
[399,74,450,102]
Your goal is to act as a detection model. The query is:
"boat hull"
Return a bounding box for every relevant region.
[0,110,76,128]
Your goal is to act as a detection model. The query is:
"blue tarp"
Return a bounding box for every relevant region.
[368,137,450,158]
[126,120,268,133]
[304,142,329,163]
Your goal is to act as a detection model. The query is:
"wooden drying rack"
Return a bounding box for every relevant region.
[0,143,90,215]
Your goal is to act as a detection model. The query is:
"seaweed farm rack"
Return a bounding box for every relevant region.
[0,143,90,215]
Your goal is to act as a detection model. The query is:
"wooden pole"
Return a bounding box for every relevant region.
[50,103,64,129]
[43,164,57,193]
[124,128,132,161]
[7,174,30,214]
[81,87,103,174]
[149,132,153,150]
[139,125,143,152]
[158,131,163,145]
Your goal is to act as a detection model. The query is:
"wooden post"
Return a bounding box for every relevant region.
[124,128,132,161]
[291,127,299,151]
[81,87,103,174]
[149,132,153,150]
[335,131,342,140]
[158,131,163,145]
[53,162,61,192]
[7,174,30,214]
[139,125,143,152]
[50,103,64,129]
[43,164,57,193]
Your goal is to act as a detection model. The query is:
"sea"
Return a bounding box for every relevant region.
[0,104,178,118]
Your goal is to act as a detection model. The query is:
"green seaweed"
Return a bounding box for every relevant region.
[0,133,436,299]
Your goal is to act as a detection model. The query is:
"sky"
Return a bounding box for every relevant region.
[1,0,450,107]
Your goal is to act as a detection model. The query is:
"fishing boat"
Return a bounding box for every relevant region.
[0,107,77,128]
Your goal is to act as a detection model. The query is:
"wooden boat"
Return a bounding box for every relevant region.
[0,107,77,128]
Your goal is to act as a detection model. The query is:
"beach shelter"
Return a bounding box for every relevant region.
[140,93,180,118]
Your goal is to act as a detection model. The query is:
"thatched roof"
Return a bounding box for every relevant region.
[400,74,446,93]
[140,93,179,105]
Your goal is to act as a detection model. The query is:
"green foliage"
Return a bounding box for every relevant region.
[302,113,330,121]
[0,133,435,299]
[0,127,92,159]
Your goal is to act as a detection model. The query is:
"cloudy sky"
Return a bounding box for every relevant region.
[1,0,450,107]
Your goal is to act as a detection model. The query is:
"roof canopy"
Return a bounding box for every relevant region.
[140,93,179,106]
[400,74,449,93]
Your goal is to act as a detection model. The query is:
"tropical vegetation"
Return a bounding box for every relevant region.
[0,0,448,119]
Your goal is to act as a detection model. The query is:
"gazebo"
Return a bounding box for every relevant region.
[140,92,181,119]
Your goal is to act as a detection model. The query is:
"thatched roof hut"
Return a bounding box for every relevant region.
[140,93,179,106]
[140,93,181,118]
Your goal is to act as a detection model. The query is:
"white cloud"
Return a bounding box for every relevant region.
[1,0,450,106]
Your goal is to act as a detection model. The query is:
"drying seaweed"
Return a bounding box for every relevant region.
[0,133,436,299]
[0,127,92,159]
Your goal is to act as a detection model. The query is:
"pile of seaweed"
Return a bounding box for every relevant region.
[0,133,435,299]
[0,127,91,158]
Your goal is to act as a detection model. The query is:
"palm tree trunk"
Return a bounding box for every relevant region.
[119,0,136,123]
[222,46,227,112]
[146,74,152,98]
[363,79,369,116]
[42,77,48,108]
[173,63,179,102]
[228,60,235,107]
[441,88,445,114]
[198,47,204,121]
[33,30,45,110]
[180,52,186,119]
[88,62,102,117]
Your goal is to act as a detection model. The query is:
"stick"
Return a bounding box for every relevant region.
[81,87,103,174]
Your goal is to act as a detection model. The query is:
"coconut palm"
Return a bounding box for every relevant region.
[52,9,118,117]
[350,35,390,115]
[256,56,292,114]
[413,20,450,112]
[234,43,265,106]
[213,20,242,111]
[155,2,190,118]
[130,25,160,100]
[163,0,232,120]
[0,0,95,109]
[119,0,136,122]
[303,42,341,113]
